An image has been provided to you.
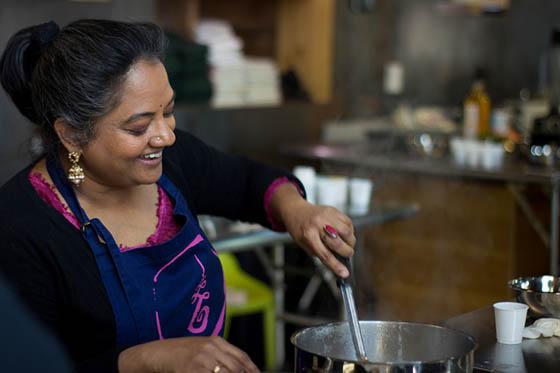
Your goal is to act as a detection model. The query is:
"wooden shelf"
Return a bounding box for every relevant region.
[277,0,335,104]
[155,0,335,104]
[434,0,510,16]
[174,100,328,115]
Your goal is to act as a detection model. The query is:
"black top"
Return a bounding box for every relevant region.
[0,130,296,372]
[0,274,72,372]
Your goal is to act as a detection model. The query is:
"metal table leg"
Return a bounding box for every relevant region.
[509,184,550,248]
[551,182,559,276]
[273,243,285,370]
[509,183,559,276]
[297,257,340,312]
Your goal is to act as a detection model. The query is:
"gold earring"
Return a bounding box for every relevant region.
[67,151,85,186]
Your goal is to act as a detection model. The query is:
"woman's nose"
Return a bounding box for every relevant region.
[150,123,176,147]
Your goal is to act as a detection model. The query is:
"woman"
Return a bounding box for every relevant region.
[0,20,356,372]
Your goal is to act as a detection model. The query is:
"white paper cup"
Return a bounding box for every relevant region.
[492,143,505,168]
[493,302,529,344]
[349,178,374,215]
[465,139,484,168]
[317,176,348,212]
[450,137,466,166]
[293,166,317,204]
[482,142,505,170]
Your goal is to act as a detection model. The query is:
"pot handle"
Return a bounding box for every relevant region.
[303,356,334,373]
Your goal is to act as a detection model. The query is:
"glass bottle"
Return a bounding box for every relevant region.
[463,69,491,139]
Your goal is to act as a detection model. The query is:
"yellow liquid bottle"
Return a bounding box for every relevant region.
[463,80,491,139]
[475,81,491,138]
[463,85,480,139]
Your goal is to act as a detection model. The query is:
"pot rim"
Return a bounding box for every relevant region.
[290,320,478,366]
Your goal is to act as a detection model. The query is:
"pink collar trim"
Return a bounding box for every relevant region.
[28,171,180,251]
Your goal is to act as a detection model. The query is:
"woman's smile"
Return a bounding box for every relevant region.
[139,150,163,166]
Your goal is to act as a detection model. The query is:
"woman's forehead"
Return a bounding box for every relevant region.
[99,61,173,125]
[121,61,173,102]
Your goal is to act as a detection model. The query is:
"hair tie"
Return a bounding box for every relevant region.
[30,21,60,52]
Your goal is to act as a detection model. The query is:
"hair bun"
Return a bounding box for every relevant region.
[0,21,60,126]
[30,21,60,52]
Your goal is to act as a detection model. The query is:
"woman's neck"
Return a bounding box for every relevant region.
[54,152,155,210]
[74,180,154,210]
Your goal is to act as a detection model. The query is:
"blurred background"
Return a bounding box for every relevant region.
[4,0,559,179]
[3,0,560,371]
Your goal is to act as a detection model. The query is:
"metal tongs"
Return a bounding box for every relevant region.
[324,226,369,364]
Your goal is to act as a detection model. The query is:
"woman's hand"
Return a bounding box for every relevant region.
[118,336,260,373]
[270,183,356,278]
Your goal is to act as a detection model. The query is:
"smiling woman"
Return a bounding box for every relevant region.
[0,19,356,373]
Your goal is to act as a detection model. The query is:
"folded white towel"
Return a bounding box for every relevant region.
[523,318,560,339]
[523,326,541,339]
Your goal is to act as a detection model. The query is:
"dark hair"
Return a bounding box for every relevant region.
[0,19,166,154]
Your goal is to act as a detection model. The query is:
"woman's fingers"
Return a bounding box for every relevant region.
[214,337,260,373]
[322,224,354,257]
[304,228,349,277]
[209,351,240,373]
[334,213,357,248]
[317,206,356,248]
[285,203,357,278]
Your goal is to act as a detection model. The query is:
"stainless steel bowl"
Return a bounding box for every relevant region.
[509,276,560,318]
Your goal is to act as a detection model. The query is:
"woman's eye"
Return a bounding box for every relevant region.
[127,128,148,136]
[163,110,175,118]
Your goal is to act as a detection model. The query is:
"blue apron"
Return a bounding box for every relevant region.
[46,156,225,349]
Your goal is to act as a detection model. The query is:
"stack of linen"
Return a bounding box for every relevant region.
[196,19,245,108]
[196,19,281,108]
[245,57,281,107]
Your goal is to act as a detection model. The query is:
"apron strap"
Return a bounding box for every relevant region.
[45,155,141,345]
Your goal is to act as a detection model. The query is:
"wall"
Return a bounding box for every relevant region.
[173,103,326,167]
[335,0,560,117]
[0,0,154,184]
[362,174,516,322]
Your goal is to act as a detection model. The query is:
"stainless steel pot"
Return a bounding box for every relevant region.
[291,321,477,373]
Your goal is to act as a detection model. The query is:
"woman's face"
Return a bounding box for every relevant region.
[80,60,176,188]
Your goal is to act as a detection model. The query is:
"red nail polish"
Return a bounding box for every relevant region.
[324,224,338,239]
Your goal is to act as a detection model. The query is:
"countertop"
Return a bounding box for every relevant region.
[281,143,560,185]
[442,307,560,372]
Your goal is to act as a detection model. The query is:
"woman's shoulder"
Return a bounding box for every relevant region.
[0,165,83,273]
[0,165,53,236]
[167,129,207,157]
[164,129,208,177]
[0,165,34,206]
[165,128,229,170]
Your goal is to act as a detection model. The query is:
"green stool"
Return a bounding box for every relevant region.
[219,253,275,371]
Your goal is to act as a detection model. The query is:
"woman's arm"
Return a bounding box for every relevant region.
[165,130,299,227]
[166,130,356,276]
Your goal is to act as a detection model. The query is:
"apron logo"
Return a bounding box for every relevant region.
[187,254,211,333]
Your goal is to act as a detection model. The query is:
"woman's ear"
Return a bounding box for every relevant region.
[53,119,82,153]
